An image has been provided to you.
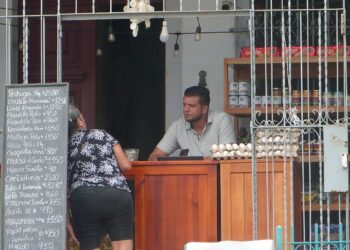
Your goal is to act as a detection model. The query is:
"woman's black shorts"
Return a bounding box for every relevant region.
[69,186,133,250]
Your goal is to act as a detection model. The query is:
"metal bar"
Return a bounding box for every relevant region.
[43,18,46,83]
[40,0,44,83]
[276,226,283,250]
[249,10,258,240]
[22,0,28,84]
[1,7,346,20]
[57,16,62,83]
[5,0,11,85]
[60,10,250,21]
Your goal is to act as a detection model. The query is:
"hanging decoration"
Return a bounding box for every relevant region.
[123,0,154,37]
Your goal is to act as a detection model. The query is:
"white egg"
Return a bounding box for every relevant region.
[267,151,273,157]
[239,143,246,151]
[246,143,252,152]
[219,144,226,152]
[292,144,299,152]
[222,151,229,159]
[268,137,273,143]
[273,136,281,143]
[261,137,267,143]
[257,152,262,158]
[236,151,242,159]
[257,145,264,152]
[228,151,235,159]
[232,143,239,150]
[275,150,281,157]
[244,151,250,158]
[225,143,233,151]
[211,144,219,153]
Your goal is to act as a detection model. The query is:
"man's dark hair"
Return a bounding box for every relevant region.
[184,86,210,106]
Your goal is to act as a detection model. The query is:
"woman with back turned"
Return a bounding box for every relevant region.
[67,104,133,250]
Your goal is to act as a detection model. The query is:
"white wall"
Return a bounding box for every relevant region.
[164,0,251,127]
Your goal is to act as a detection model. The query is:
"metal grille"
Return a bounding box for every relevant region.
[0,0,349,249]
[249,1,350,249]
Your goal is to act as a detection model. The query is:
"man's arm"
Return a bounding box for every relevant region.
[148,147,168,161]
[219,113,236,144]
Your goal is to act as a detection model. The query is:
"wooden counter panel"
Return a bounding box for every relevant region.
[220,159,294,242]
[126,161,218,250]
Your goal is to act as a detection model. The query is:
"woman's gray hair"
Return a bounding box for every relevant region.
[68,104,81,136]
[68,104,80,122]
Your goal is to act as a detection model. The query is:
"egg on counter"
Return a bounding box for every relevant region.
[211,144,219,153]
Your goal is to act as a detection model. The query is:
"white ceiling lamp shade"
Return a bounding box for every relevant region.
[123,0,154,37]
[159,20,169,43]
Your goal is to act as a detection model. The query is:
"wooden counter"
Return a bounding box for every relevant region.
[126,160,218,250]
[220,159,299,242]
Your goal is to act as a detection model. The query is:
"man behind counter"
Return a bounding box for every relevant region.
[148,85,236,160]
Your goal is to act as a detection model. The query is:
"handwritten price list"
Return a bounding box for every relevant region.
[2,84,68,250]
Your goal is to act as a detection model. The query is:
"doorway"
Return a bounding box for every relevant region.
[96,18,165,160]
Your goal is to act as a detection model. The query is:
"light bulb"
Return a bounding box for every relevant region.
[159,20,169,43]
[132,28,139,37]
[107,22,115,42]
[173,43,180,57]
[194,26,201,41]
[108,32,115,42]
[96,48,103,56]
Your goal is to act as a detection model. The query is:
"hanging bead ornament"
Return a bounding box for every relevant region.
[123,0,154,37]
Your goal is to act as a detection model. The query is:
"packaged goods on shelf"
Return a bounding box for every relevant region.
[262,96,272,106]
[238,95,250,107]
[240,46,280,57]
[282,46,315,57]
[311,224,345,242]
[228,95,239,107]
[316,45,350,56]
[254,96,262,106]
[238,81,251,96]
[228,81,239,95]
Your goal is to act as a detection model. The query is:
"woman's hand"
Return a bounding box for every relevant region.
[113,144,132,172]
[67,221,80,246]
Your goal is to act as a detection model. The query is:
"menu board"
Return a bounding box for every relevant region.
[1,83,68,250]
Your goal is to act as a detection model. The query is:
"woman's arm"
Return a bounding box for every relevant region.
[113,144,132,172]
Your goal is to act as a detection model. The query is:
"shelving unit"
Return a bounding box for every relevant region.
[224,56,350,117]
[224,55,350,241]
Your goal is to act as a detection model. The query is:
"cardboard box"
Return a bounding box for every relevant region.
[240,47,280,57]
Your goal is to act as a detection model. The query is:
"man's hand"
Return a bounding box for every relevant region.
[148,147,168,161]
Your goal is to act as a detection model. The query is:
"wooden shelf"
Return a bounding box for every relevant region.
[226,105,349,115]
[304,203,349,211]
[225,56,350,65]
[296,155,323,163]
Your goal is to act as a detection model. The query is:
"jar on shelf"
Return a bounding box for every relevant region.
[292,90,301,106]
[302,90,310,105]
[282,88,291,106]
[262,95,271,106]
[311,89,320,106]
[272,87,282,106]
[254,96,262,107]
[322,92,334,106]
[334,91,344,106]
